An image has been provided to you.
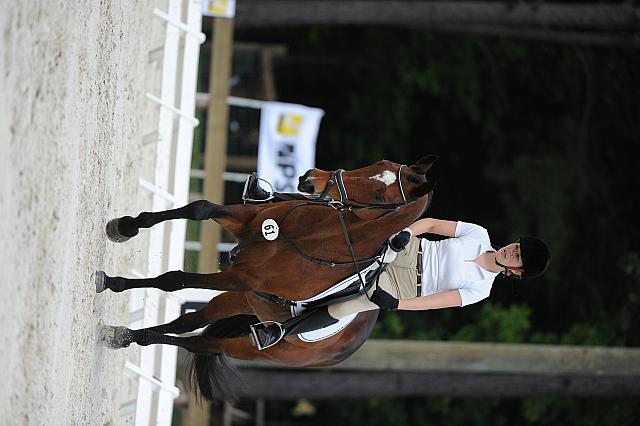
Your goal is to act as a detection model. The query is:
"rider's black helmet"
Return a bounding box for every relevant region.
[519,237,551,279]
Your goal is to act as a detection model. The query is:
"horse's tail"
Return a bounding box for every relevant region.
[186,314,257,402]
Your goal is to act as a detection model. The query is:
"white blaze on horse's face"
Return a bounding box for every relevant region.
[369,170,397,186]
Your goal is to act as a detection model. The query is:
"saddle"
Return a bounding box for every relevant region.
[250,246,397,349]
[291,260,383,342]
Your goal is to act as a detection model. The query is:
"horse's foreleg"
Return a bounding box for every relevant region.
[96,269,251,293]
[143,292,253,335]
[107,200,257,242]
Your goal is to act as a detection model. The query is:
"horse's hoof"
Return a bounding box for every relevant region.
[95,271,107,293]
[99,325,133,349]
[114,326,133,348]
[105,217,134,243]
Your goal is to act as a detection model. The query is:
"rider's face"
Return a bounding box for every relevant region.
[497,242,523,269]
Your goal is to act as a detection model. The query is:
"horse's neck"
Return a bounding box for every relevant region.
[261,198,428,256]
[338,199,430,258]
[350,198,428,233]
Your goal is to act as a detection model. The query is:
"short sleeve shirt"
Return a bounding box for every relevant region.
[420,221,499,306]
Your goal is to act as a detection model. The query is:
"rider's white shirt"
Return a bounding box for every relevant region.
[420,221,500,306]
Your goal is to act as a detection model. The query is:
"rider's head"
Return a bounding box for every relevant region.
[495,237,550,279]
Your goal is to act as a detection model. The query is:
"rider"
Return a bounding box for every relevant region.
[250,218,551,349]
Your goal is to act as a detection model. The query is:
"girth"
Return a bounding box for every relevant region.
[253,259,386,310]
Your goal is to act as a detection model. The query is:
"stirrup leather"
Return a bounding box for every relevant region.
[249,321,285,350]
[242,173,275,203]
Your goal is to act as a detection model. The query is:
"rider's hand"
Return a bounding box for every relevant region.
[389,228,412,252]
[370,288,399,311]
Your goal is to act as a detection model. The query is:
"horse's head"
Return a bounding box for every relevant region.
[298,155,438,206]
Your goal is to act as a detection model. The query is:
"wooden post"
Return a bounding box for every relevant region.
[187,17,234,426]
[233,339,640,398]
[181,393,210,426]
[199,17,234,274]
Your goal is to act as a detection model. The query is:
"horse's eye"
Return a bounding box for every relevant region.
[374,194,385,203]
[408,174,422,184]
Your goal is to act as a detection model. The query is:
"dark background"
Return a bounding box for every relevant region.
[208,22,639,425]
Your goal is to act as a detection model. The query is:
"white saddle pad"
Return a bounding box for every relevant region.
[290,258,385,342]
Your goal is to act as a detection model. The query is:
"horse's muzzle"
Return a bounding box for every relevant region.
[298,171,314,193]
[297,180,314,194]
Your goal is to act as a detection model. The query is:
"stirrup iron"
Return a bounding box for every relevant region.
[249,321,285,350]
[242,173,275,203]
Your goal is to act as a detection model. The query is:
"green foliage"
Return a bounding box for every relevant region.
[370,311,405,339]
[520,397,640,426]
[559,323,608,346]
[451,303,531,343]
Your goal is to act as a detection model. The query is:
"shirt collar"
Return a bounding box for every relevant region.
[469,241,500,281]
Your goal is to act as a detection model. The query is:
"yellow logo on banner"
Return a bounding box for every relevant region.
[277,114,304,136]
[209,0,231,15]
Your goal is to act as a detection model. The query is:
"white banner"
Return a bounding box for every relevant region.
[258,102,324,193]
[201,0,236,18]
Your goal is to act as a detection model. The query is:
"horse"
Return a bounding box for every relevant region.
[98,156,438,400]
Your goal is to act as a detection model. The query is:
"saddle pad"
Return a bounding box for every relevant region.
[290,261,381,342]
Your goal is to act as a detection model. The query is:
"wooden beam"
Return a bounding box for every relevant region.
[235,1,639,31]
[337,339,640,376]
[235,368,640,399]
[181,391,210,426]
[199,18,234,275]
[188,17,234,426]
[232,339,640,398]
[234,1,640,48]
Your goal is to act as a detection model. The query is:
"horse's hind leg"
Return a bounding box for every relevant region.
[106,200,256,242]
[107,327,323,366]
[119,330,272,361]
[105,327,246,356]
[96,269,251,293]
[105,329,220,354]
[143,292,254,335]
[190,335,330,367]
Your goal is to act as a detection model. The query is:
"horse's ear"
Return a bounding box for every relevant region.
[410,155,439,174]
[412,181,435,198]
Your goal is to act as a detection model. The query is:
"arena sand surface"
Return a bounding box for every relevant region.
[0,1,157,424]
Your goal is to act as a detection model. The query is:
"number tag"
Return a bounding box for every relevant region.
[261,219,279,241]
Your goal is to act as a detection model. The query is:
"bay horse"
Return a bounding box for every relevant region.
[98,156,437,401]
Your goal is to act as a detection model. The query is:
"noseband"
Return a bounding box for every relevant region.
[312,165,409,208]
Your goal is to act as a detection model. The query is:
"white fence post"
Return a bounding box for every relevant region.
[122,1,205,424]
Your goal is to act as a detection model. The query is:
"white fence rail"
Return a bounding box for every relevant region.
[121,1,204,424]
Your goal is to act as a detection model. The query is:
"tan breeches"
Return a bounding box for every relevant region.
[328,236,421,319]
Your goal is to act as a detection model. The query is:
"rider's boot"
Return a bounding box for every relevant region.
[242,172,272,204]
[242,172,309,204]
[249,306,339,350]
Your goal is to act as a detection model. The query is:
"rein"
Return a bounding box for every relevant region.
[238,164,414,308]
[234,201,395,308]
[230,200,396,267]
[231,165,411,265]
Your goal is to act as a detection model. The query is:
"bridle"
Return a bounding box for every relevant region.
[310,165,410,208]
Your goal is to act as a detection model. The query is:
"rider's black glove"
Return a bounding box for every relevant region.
[389,228,412,252]
[370,288,399,311]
